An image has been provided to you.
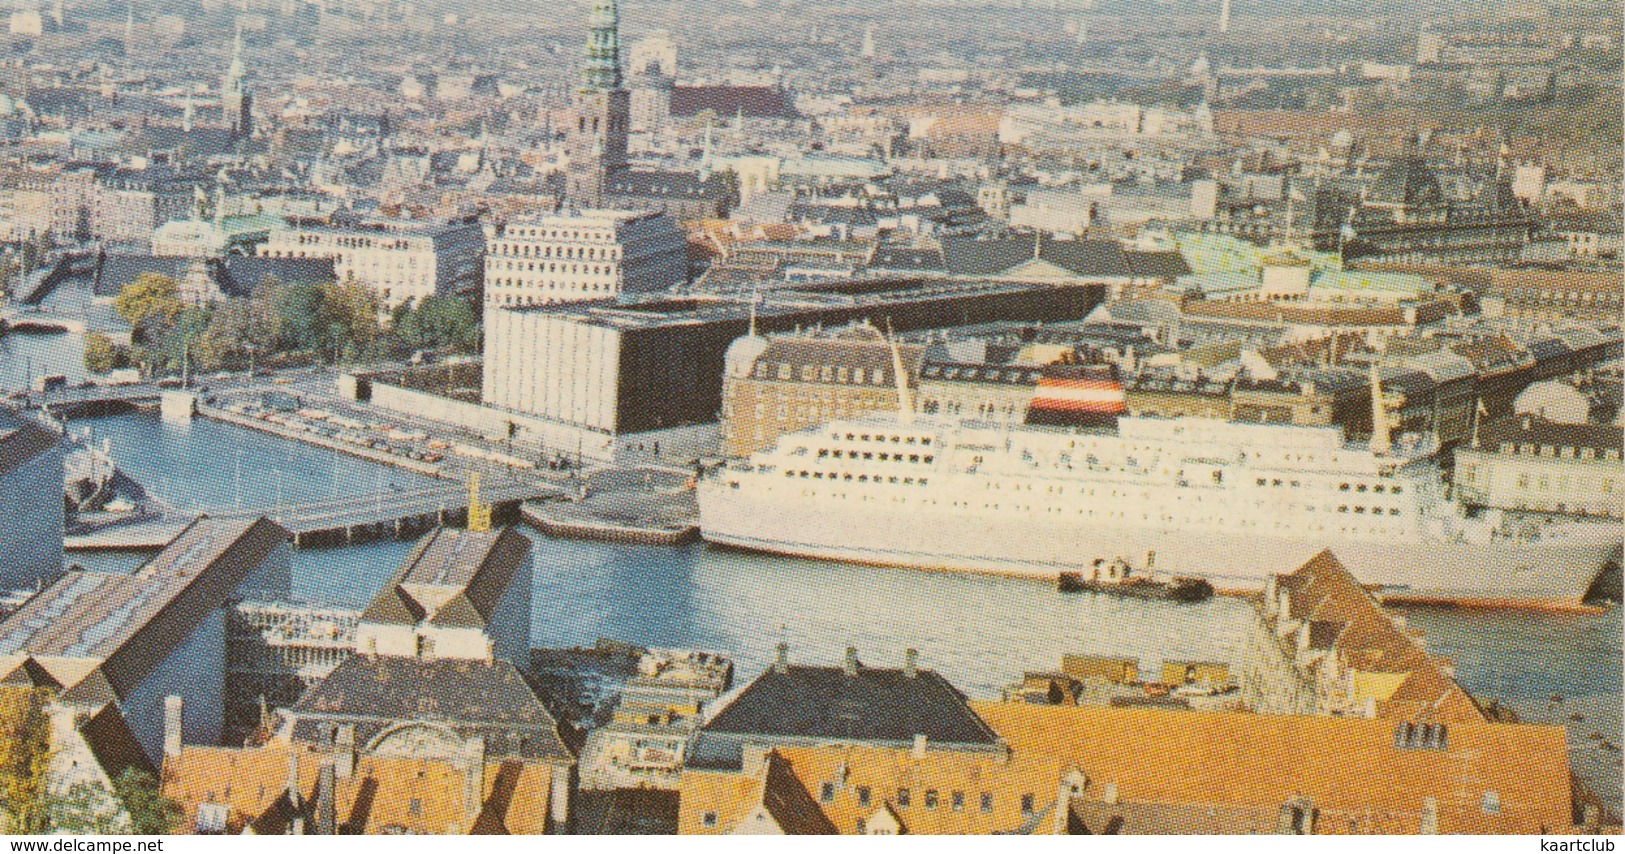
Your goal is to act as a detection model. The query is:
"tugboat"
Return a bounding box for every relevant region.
[1058,554,1214,603]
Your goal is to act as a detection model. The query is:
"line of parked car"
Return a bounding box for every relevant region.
[222,401,448,465]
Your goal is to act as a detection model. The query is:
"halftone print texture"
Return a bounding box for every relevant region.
[0,0,1618,840]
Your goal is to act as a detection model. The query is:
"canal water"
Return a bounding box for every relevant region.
[49,410,1625,804]
[0,329,85,392]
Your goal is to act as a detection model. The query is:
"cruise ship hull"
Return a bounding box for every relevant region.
[698,487,1620,604]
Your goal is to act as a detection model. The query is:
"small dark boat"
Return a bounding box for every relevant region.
[1058,558,1214,603]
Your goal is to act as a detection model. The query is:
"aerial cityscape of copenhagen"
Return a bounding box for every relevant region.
[0,0,1619,839]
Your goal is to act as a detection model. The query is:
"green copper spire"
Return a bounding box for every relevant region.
[580,0,623,92]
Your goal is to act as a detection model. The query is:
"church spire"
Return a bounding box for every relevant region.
[580,0,623,93]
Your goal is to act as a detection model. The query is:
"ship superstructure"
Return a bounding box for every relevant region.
[699,360,1619,603]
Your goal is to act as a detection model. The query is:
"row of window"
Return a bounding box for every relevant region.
[490,294,577,306]
[1511,473,1618,493]
[817,449,933,464]
[833,432,931,446]
[1501,442,1618,461]
[785,470,929,487]
[490,278,615,292]
[816,782,1032,815]
[492,242,620,260]
[757,362,893,386]
[491,261,617,277]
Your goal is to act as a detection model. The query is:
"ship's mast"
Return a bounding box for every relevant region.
[1368,360,1390,456]
[885,319,914,426]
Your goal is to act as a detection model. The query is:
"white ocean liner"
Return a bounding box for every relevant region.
[698,409,1621,603]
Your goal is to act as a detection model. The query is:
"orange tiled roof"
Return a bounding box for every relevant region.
[162,745,554,835]
[972,701,1574,834]
[678,745,1065,835]
[1274,551,1486,723]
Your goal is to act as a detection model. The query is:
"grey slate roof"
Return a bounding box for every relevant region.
[359,526,530,629]
[868,246,945,273]
[687,662,1002,771]
[0,517,288,704]
[215,256,335,297]
[941,236,1131,278]
[607,169,730,200]
[92,254,190,297]
[0,406,59,478]
[1124,250,1192,281]
[289,655,571,761]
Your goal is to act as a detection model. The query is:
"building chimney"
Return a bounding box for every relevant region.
[843,646,859,677]
[334,724,356,779]
[1419,797,1438,834]
[285,751,303,813]
[314,761,337,835]
[742,744,771,777]
[1102,782,1118,805]
[773,642,789,674]
[911,734,927,759]
[163,695,183,759]
[549,764,573,833]
[904,648,918,678]
[463,736,486,824]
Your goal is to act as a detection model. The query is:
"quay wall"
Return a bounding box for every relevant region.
[369,379,718,466]
[199,405,447,478]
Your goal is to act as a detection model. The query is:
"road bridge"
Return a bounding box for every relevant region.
[65,480,561,551]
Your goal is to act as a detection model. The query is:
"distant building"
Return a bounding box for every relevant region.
[677,648,1584,834]
[684,644,1005,775]
[668,86,796,120]
[719,326,925,457]
[1453,416,1623,520]
[164,740,563,834]
[481,279,1099,462]
[220,27,253,139]
[916,361,1044,427]
[355,526,533,665]
[939,234,1134,290]
[0,406,63,593]
[1240,550,1487,721]
[152,212,283,258]
[565,1,631,210]
[483,209,687,309]
[579,649,733,790]
[1514,376,1620,426]
[0,517,291,764]
[978,700,1579,835]
[222,526,532,744]
[564,0,733,219]
[166,641,576,835]
[258,221,485,313]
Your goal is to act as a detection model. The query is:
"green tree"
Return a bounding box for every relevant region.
[113,273,184,332]
[272,281,330,355]
[84,332,118,375]
[153,306,212,375]
[109,768,181,835]
[392,295,480,354]
[195,296,280,371]
[45,781,125,834]
[0,687,53,834]
[320,278,380,363]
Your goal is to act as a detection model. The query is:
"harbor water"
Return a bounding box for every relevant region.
[49,409,1625,805]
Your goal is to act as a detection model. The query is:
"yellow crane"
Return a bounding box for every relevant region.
[466,472,492,533]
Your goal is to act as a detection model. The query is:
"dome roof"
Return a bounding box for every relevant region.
[1368,155,1441,207]
[724,332,770,378]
